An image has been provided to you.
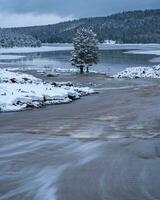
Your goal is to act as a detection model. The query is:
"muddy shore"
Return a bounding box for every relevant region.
[1,71,160,139]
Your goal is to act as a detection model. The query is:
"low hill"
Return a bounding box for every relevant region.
[4,9,160,44]
[0,29,41,48]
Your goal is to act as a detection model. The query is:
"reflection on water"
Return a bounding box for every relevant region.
[0,45,158,75]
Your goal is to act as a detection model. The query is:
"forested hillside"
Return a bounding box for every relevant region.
[4,9,160,44]
[0,29,41,48]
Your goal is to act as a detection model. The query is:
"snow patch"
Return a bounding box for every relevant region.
[0,68,94,112]
[113,65,160,79]
[103,40,116,44]
[0,68,40,83]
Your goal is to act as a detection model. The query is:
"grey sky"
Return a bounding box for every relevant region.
[0,0,159,27]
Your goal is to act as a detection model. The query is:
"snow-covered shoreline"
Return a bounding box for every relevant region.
[37,67,107,76]
[113,65,160,79]
[0,69,94,112]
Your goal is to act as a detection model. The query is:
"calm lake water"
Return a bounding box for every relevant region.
[0,44,159,74]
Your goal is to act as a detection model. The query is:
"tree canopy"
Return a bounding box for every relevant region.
[71,28,99,73]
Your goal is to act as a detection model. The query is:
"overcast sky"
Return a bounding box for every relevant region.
[0,0,159,27]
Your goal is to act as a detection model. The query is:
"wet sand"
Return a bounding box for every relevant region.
[0,133,160,200]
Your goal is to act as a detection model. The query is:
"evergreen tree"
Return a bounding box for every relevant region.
[71,28,99,73]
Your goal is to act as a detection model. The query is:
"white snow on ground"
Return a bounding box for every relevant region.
[0,69,40,83]
[103,40,116,44]
[0,68,94,112]
[113,65,160,79]
[5,67,23,72]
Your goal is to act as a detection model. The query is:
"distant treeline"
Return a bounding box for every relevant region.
[0,29,41,48]
[3,9,160,44]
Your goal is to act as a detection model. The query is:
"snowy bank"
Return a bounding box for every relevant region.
[37,67,107,77]
[0,69,40,83]
[0,69,94,112]
[38,68,78,76]
[113,65,160,79]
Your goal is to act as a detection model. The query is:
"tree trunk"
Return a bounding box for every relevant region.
[86,67,89,73]
[80,66,84,74]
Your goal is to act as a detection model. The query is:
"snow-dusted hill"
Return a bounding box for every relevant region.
[0,30,41,48]
[5,9,160,44]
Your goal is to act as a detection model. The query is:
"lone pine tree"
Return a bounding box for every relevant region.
[71,28,99,73]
